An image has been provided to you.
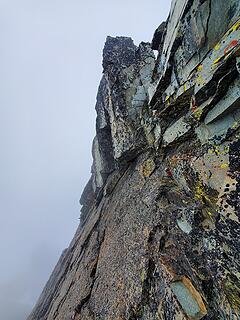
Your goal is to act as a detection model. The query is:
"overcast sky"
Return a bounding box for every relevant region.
[0,1,171,319]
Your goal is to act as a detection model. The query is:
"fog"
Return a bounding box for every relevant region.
[0,1,171,319]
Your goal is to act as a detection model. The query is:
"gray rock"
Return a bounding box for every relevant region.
[171,277,207,319]
[163,116,191,146]
[132,85,147,108]
[204,77,240,125]
[29,1,240,320]
[177,219,192,234]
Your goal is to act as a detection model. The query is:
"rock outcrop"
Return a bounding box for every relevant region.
[28,1,240,319]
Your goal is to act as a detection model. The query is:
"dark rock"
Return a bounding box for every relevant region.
[102,36,137,71]
[151,21,166,51]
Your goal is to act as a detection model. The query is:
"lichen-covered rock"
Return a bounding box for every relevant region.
[29,1,240,319]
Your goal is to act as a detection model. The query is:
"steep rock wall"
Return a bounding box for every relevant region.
[29,1,240,319]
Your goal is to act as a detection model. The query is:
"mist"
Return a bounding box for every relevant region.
[0,1,171,319]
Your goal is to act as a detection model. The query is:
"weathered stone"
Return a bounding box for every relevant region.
[177,219,192,234]
[150,2,240,119]
[102,36,137,70]
[163,116,191,146]
[132,85,147,108]
[171,277,207,320]
[100,38,155,161]
[29,1,240,320]
[196,106,240,142]
[204,77,240,125]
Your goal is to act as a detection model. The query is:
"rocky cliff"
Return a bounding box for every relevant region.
[28,1,240,319]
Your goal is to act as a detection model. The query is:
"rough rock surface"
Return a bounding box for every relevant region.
[29,1,240,319]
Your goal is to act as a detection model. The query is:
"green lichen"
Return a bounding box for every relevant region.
[224,276,240,312]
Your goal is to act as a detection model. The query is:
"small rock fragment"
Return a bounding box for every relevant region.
[171,277,207,320]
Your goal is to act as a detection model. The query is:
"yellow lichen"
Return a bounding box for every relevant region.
[230,19,240,33]
[195,180,211,203]
[194,180,218,219]
[139,159,155,178]
[213,56,224,65]
[232,121,239,129]
[194,108,203,121]
[209,145,229,156]
[165,95,170,102]
[220,163,229,169]
[225,19,240,37]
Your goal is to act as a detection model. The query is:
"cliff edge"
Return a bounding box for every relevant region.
[29,0,240,319]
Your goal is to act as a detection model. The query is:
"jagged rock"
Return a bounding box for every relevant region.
[163,116,192,146]
[102,36,137,70]
[151,21,166,51]
[96,37,155,164]
[29,1,240,319]
[79,176,95,223]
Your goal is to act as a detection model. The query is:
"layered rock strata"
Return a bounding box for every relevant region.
[29,1,240,319]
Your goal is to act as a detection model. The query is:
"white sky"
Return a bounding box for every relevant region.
[0,1,171,319]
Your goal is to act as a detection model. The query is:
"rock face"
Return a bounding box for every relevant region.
[28,1,240,319]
